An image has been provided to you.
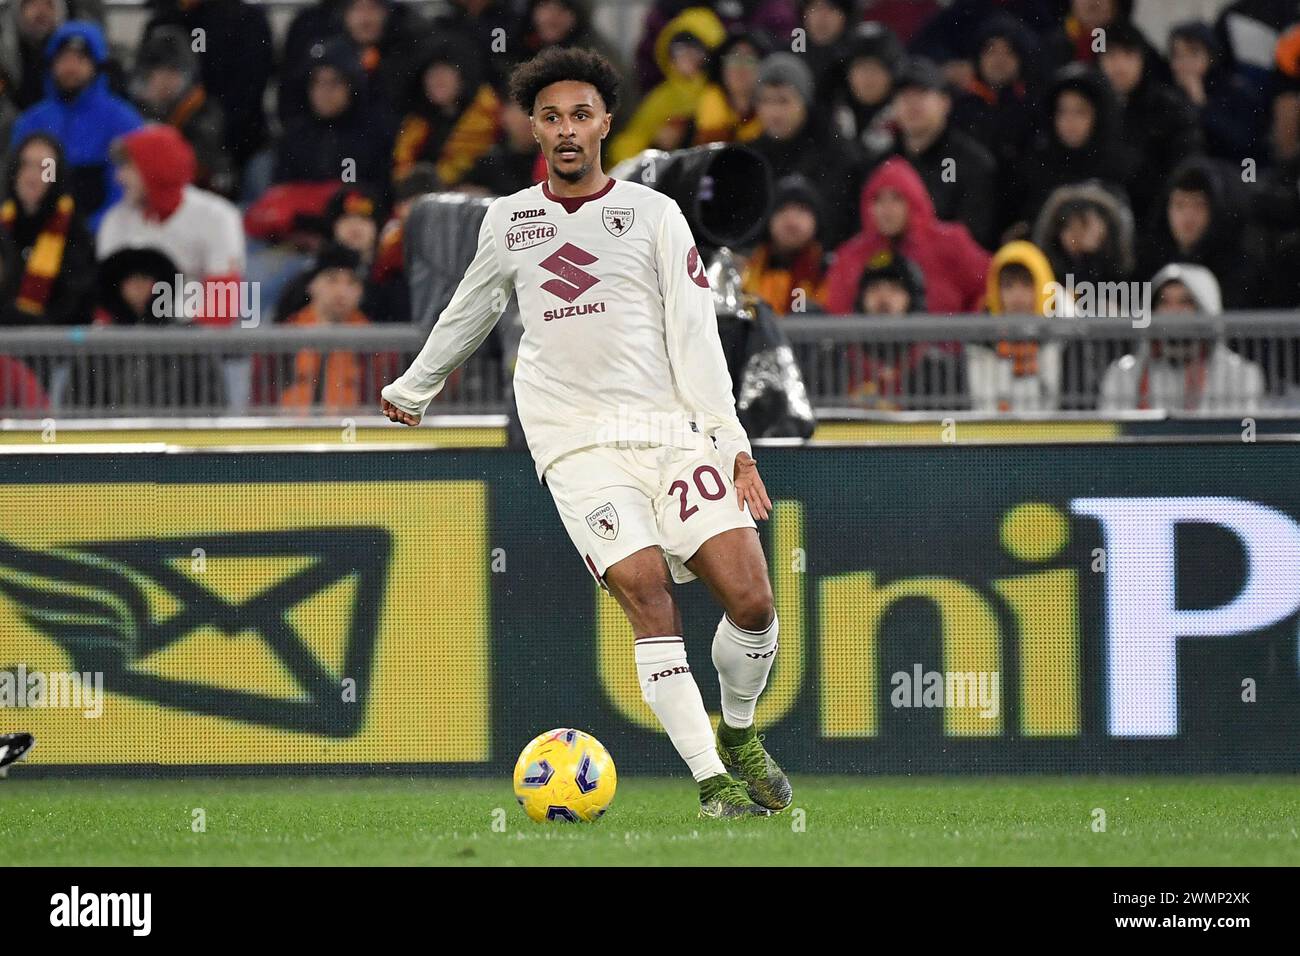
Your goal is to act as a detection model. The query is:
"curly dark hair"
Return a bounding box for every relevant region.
[508,47,621,115]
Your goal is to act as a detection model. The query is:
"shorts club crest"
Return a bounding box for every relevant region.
[586,502,620,540]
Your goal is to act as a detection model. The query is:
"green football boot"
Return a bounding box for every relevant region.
[698,773,773,819]
[715,721,793,812]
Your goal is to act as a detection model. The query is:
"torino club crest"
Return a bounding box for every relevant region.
[586,502,619,540]
[602,206,633,237]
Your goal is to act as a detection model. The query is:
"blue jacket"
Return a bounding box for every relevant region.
[10,22,143,229]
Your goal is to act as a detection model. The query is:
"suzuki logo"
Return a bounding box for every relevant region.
[539,242,600,303]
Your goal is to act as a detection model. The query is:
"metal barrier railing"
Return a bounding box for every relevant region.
[3,313,1300,418]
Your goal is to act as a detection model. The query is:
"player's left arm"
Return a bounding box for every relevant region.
[656,203,772,520]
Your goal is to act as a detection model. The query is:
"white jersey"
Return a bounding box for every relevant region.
[97,184,245,279]
[382,178,752,481]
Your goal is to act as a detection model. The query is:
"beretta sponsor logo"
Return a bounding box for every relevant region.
[506,221,557,251]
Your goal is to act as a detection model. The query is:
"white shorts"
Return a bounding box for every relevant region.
[543,432,757,587]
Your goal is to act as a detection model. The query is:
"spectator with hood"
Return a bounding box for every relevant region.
[634,0,798,93]
[0,131,95,325]
[1031,180,1136,292]
[10,21,142,229]
[92,246,176,324]
[142,0,273,169]
[275,183,398,322]
[1098,19,1201,224]
[282,0,348,77]
[1015,64,1133,228]
[1168,20,1266,162]
[270,243,399,411]
[1,0,67,110]
[1256,26,1300,232]
[1043,0,1135,72]
[799,0,857,102]
[855,248,925,315]
[1099,263,1264,412]
[430,0,526,92]
[460,99,544,195]
[824,156,989,314]
[609,6,725,163]
[741,174,829,315]
[391,36,501,186]
[272,38,395,188]
[97,124,245,325]
[520,0,636,125]
[829,21,902,158]
[692,29,769,145]
[909,0,1059,82]
[950,12,1041,238]
[1138,157,1266,309]
[131,26,233,198]
[81,244,228,409]
[883,56,999,250]
[749,51,862,246]
[967,239,1062,413]
[850,249,969,410]
[278,0,425,127]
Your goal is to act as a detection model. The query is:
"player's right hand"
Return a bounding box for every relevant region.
[381,398,421,426]
[733,451,772,521]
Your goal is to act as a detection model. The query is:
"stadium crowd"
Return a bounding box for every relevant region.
[2,0,1300,414]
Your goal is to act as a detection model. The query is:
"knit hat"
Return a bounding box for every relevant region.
[307,243,364,283]
[757,52,815,106]
[324,184,382,227]
[842,21,903,76]
[134,25,198,82]
[895,55,948,94]
[773,174,824,229]
[857,249,926,309]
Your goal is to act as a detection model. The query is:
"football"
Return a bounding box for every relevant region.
[512,728,617,823]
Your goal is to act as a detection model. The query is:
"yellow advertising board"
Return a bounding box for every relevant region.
[0,480,489,765]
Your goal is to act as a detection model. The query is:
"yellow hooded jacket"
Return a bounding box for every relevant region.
[608,7,727,165]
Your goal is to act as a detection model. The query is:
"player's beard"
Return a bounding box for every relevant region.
[551,151,594,184]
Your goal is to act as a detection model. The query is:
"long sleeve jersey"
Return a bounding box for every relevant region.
[381,177,752,481]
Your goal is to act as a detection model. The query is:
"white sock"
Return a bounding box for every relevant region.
[635,637,727,782]
[711,612,778,730]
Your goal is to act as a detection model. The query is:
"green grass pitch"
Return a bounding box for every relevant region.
[1,776,1297,866]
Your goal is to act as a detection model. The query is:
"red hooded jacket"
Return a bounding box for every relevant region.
[823,157,990,315]
[121,125,196,222]
[118,125,242,326]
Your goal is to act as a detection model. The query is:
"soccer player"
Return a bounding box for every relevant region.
[381,48,789,818]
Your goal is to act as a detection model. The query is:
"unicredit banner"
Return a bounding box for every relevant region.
[1,443,1296,774]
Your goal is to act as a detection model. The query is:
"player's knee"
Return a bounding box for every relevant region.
[619,581,678,634]
[728,585,774,633]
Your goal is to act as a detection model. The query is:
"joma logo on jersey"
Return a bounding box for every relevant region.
[544,302,606,321]
[505,221,556,251]
[539,242,600,302]
[510,208,547,221]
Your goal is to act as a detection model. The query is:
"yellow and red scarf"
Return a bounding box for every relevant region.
[1,194,74,317]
